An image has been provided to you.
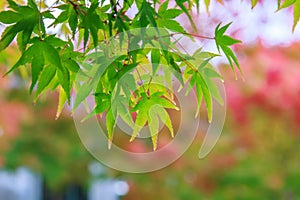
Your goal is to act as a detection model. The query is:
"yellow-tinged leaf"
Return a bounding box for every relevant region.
[19,66,28,80]
[130,108,148,142]
[204,0,210,13]
[279,0,296,9]
[251,0,258,9]
[106,108,116,144]
[56,87,67,120]
[197,73,212,123]
[156,106,174,138]
[108,139,112,150]
[148,108,159,150]
[151,134,158,151]
[293,0,300,32]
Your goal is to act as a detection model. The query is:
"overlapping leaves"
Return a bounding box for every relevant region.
[0,0,39,51]
[0,0,247,150]
[130,91,178,150]
[4,36,80,104]
[157,0,185,33]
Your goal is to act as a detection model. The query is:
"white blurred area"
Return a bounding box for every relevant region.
[176,0,300,68]
[88,162,129,200]
[193,0,300,46]
[88,180,129,200]
[0,163,129,200]
[0,167,42,200]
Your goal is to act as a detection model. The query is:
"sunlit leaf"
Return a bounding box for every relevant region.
[148,107,159,150]
[106,108,116,149]
[129,91,178,149]
[251,0,258,8]
[279,0,296,9]
[56,86,67,119]
[204,0,210,13]
[293,0,300,31]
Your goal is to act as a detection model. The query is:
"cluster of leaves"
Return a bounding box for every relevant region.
[0,0,242,150]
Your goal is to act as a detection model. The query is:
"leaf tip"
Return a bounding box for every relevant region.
[208,113,212,124]
[55,114,60,120]
[153,145,157,151]
[208,117,212,123]
[292,23,298,33]
[108,139,112,149]
[194,110,199,118]
[129,136,135,142]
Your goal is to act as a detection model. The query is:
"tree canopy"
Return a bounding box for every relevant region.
[0,0,298,149]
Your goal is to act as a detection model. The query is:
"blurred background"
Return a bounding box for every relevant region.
[1,0,300,199]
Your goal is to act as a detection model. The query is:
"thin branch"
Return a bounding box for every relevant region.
[110,0,118,17]
[68,0,86,15]
[136,67,149,98]
[38,0,43,40]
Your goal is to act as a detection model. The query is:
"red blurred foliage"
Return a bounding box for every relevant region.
[0,101,29,136]
[0,69,29,137]
[126,140,147,153]
[223,42,300,127]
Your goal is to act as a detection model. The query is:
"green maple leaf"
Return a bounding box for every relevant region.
[130,91,178,150]
[215,22,242,78]
[80,1,103,49]
[5,37,72,102]
[175,0,197,31]
[184,51,223,121]
[0,0,39,51]
[277,0,300,32]
[188,71,212,122]
[292,0,300,32]
[251,0,258,8]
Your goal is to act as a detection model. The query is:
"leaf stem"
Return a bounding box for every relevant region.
[158,38,198,72]
[68,0,86,15]
[110,0,118,17]
[136,67,149,98]
[38,0,44,40]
